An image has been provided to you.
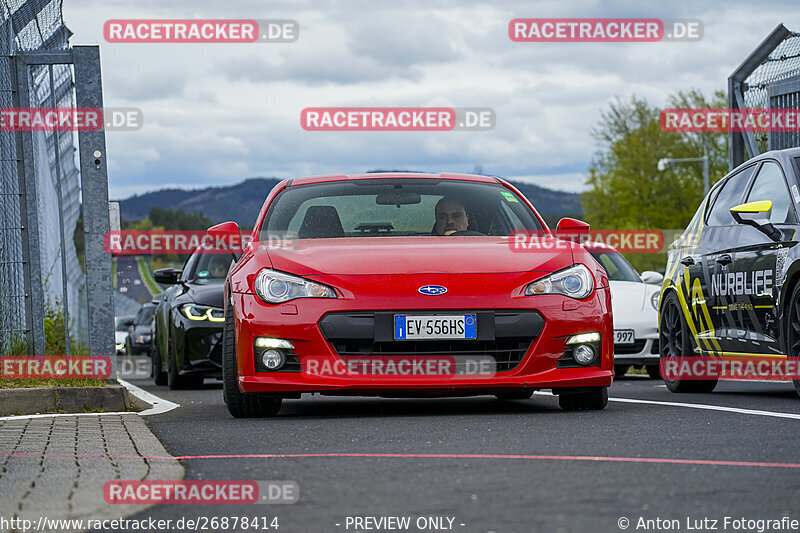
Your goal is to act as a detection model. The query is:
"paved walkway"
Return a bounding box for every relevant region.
[0,414,183,532]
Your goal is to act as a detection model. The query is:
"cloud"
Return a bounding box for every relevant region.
[60,0,800,200]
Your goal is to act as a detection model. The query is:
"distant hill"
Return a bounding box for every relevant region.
[116,176,582,226]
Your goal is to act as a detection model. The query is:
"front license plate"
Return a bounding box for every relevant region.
[614,329,635,345]
[394,314,477,340]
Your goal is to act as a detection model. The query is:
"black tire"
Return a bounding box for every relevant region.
[614,364,629,379]
[167,326,203,390]
[659,291,717,393]
[558,387,608,411]
[151,335,167,386]
[646,364,661,379]
[785,282,800,399]
[222,304,282,418]
[495,390,533,400]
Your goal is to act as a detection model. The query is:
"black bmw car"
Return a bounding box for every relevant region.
[151,249,232,389]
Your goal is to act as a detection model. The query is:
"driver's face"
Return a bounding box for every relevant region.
[434,201,469,235]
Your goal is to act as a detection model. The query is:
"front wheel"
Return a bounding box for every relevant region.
[784,282,800,399]
[659,291,717,393]
[614,364,629,379]
[151,335,167,386]
[222,304,282,417]
[558,387,608,411]
[167,325,203,390]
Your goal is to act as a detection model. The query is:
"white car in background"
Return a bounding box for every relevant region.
[585,242,663,379]
[114,315,134,355]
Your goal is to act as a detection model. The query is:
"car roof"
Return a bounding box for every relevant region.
[582,240,620,254]
[288,172,501,186]
[741,146,800,166]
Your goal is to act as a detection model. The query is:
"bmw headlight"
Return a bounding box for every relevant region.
[651,291,660,310]
[524,264,594,299]
[181,304,225,322]
[254,269,337,304]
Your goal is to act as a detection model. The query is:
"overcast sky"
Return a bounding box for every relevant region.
[62,0,800,199]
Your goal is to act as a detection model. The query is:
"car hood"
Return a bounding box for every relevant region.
[186,279,225,308]
[609,280,659,326]
[264,236,574,276]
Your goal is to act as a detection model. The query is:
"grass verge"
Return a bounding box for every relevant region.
[136,256,163,296]
[0,378,107,389]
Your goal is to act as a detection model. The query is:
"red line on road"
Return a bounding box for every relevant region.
[4,451,800,469]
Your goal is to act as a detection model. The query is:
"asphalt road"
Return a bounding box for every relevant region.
[117,376,800,533]
[115,256,154,305]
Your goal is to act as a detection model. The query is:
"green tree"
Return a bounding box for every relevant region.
[149,207,212,230]
[581,90,728,271]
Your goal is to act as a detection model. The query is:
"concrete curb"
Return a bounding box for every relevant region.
[0,385,130,416]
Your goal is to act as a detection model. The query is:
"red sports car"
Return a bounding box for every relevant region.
[209,172,613,417]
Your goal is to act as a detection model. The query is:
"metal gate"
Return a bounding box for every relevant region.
[1,0,114,360]
[768,77,800,151]
[728,23,800,169]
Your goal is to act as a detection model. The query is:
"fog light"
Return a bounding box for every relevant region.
[261,349,285,370]
[573,344,596,366]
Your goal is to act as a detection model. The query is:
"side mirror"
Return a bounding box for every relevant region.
[153,268,181,285]
[556,218,590,242]
[123,317,135,327]
[730,201,781,241]
[208,221,240,239]
[208,221,243,259]
[640,271,664,285]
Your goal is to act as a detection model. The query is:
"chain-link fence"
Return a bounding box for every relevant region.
[1,0,87,353]
[729,24,800,169]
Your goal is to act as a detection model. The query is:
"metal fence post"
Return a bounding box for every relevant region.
[11,56,46,355]
[73,45,115,366]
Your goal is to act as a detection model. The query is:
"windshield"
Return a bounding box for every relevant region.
[590,251,642,283]
[136,305,156,325]
[192,253,233,279]
[260,178,543,240]
[114,317,133,331]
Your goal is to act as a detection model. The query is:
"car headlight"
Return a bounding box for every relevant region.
[651,292,660,310]
[135,334,152,344]
[254,269,337,304]
[181,304,225,322]
[524,264,594,299]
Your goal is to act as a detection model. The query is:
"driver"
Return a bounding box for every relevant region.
[434,197,469,235]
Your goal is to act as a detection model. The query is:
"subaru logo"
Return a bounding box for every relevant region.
[418,285,447,296]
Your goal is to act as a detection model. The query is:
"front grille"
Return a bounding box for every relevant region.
[332,339,532,373]
[614,339,646,355]
[320,311,543,373]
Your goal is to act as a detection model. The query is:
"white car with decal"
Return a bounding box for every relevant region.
[585,242,662,379]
